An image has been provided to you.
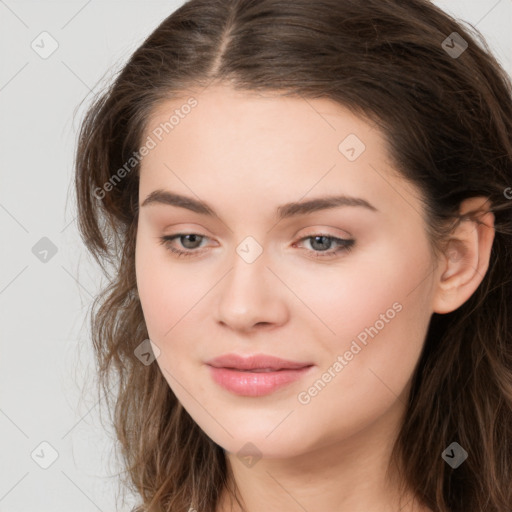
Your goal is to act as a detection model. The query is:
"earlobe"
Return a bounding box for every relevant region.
[432,197,495,315]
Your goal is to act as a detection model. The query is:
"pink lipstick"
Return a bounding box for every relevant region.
[205,353,314,397]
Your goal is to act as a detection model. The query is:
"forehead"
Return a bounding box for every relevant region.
[138,84,422,223]
[143,84,383,158]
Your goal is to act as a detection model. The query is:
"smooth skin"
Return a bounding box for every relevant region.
[135,84,494,512]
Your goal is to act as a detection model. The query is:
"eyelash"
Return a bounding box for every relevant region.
[158,233,355,260]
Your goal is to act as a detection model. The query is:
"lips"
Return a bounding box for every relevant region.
[205,353,314,397]
[205,353,312,371]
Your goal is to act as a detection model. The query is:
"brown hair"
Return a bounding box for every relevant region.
[74,1,512,511]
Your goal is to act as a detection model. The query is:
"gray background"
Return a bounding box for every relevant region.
[1,1,511,510]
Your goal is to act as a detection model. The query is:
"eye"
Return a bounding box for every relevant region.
[158,233,355,259]
[293,234,355,259]
[158,233,209,258]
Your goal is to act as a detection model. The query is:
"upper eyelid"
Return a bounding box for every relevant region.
[162,223,353,240]
[164,231,352,241]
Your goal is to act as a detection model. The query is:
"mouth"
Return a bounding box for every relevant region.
[205,353,313,371]
[229,368,298,372]
[205,353,314,396]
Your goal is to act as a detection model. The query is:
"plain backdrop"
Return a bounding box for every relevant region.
[1,1,511,511]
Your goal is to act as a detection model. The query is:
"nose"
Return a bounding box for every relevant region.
[214,248,289,333]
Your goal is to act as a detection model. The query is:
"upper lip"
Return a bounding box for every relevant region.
[206,353,313,371]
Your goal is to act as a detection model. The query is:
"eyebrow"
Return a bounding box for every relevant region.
[140,189,378,220]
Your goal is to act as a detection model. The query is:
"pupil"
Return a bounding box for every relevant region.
[312,235,330,251]
[182,234,200,249]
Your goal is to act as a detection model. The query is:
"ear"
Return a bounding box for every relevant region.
[432,196,495,314]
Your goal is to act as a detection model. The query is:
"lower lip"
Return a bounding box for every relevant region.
[207,365,313,397]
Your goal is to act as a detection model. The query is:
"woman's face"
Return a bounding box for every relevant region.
[135,84,441,458]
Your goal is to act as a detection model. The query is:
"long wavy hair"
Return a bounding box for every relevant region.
[73,0,512,510]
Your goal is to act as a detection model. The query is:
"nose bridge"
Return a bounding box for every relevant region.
[214,235,287,330]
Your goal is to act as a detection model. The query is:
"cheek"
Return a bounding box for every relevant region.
[280,235,433,346]
[286,234,434,397]
[135,230,197,341]
[294,237,434,405]
[276,254,433,451]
